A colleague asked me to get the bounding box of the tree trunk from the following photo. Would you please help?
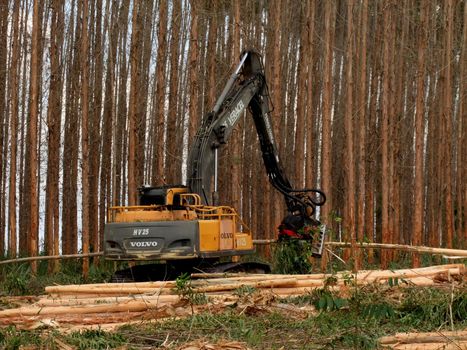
[152,0,168,184]
[138,1,155,186]
[18,0,29,255]
[188,1,199,150]
[320,0,336,269]
[166,0,181,184]
[443,0,455,249]
[45,0,64,271]
[305,0,317,191]
[27,0,42,271]
[344,0,356,268]
[112,0,130,205]
[356,0,368,247]
[230,0,242,219]
[0,0,8,256]
[127,1,142,205]
[412,0,428,267]
[80,0,90,278]
[7,0,21,258]
[89,0,104,254]
[100,0,119,249]
[294,2,307,189]
[380,1,392,268]
[457,0,467,247]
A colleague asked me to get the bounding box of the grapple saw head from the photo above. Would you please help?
[278,213,327,257]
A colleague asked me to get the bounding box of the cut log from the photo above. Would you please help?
[0,299,170,318]
[387,342,467,350]
[327,242,467,257]
[36,294,182,307]
[0,252,104,265]
[45,280,176,294]
[44,264,463,297]
[193,264,463,284]
[379,330,467,344]
[193,278,298,293]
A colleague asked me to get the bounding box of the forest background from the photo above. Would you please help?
[0,0,465,273]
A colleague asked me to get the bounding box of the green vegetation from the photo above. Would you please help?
[65,329,127,350]
[0,259,123,296]
[273,240,314,274]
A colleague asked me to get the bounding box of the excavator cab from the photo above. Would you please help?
[138,185,189,206]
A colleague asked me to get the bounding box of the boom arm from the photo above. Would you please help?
[187,50,326,240]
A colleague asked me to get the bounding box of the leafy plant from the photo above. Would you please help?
[174,273,207,305]
[311,288,348,311]
[362,302,396,320]
[272,240,312,274]
[341,272,356,286]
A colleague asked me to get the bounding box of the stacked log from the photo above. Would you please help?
[0,264,464,332]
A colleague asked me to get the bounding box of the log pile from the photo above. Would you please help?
[379,330,467,349]
[0,264,464,333]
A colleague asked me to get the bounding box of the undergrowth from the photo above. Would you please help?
[0,259,122,296]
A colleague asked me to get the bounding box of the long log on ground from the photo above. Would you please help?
[352,265,464,281]
[36,294,182,307]
[0,242,464,266]
[50,275,297,296]
[379,330,467,344]
[393,343,467,350]
[0,252,103,265]
[2,266,463,315]
[46,278,299,297]
[45,280,176,294]
[193,278,297,293]
[58,320,154,333]
[0,311,148,327]
[0,298,174,318]
[254,240,467,257]
[0,293,244,320]
[326,242,467,257]
[44,273,455,302]
[192,264,464,281]
[46,286,174,296]
[192,265,464,285]
[379,330,467,350]
[43,265,464,298]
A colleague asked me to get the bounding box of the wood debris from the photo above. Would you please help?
[176,339,251,350]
